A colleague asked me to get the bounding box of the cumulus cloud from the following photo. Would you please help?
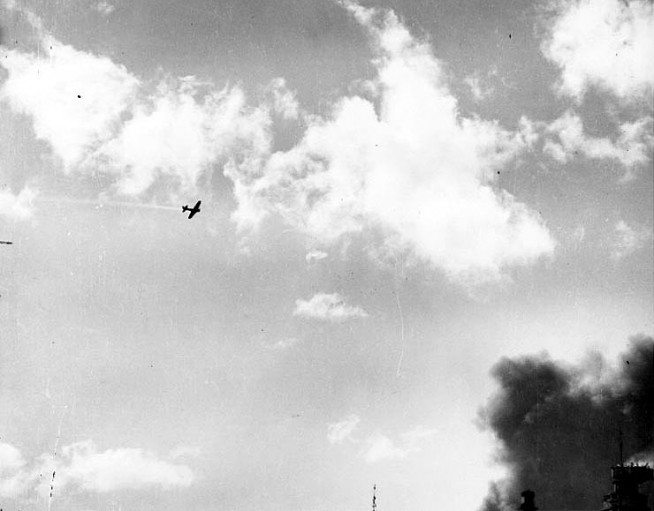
[305,250,328,263]
[361,433,409,463]
[294,293,368,321]
[0,8,276,198]
[94,78,271,196]
[94,1,115,16]
[611,220,652,260]
[465,74,494,101]
[328,416,438,461]
[0,443,25,473]
[0,442,31,498]
[400,425,440,448]
[328,415,438,464]
[327,415,361,444]
[360,426,438,463]
[0,186,37,219]
[1,38,139,169]
[0,440,193,499]
[543,111,653,172]
[53,441,193,492]
[267,77,300,120]
[227,1,555,283]
[542,0,654,101]
[2,2,555,284]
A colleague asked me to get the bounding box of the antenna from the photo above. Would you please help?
[619,426,624,467]
[372,484,377,511]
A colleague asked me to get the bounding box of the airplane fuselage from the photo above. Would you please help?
[182,200,201,219]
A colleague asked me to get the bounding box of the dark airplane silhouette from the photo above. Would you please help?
[0,241,12,245]
[182,200,201,219]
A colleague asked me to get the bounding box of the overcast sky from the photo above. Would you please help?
[0,0,652,510]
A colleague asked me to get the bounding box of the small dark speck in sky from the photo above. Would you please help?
[497,171,501,175]
[77,95,81,98]
[509,33,512,39]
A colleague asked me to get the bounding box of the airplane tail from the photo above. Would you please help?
[182,205,188,212]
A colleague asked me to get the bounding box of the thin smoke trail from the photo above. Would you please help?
[36,196,180,211]
[98,200,180,211]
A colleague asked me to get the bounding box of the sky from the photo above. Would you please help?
[0,0,652,510]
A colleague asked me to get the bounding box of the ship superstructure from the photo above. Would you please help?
[602,464,654,511]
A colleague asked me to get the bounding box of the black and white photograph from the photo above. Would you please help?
[0,0,652,510]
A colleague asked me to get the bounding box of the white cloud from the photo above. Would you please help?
[360,426,437,463]
[327,419,438,463]
[294,293,368,321]
[53,440,193,493]
[327,415,361,444]
[227,2,555,283]
[1,39,139,169]
[267,77,300,120]
[542,0,654,101]
[94,1,115,16]
[94,78,271,196]
[0,186,37,219]
[2,2,554,284]
[464,74,494,101]
[543,111,653,172]
[269,337,300,350]
[0,443,25,474]
[400,425,439,449]
[0,13,274,198]
[0,442,32,498]
[361,433,408,463]
[611,220,652,260]
[305,250,328,263]
[0,440,194,499]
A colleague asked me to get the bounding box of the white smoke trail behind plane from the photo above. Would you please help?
[36,196,181,211]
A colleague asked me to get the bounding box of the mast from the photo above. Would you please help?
[372,484,377,511]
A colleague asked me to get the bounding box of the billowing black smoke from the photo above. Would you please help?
[480,335,653,511]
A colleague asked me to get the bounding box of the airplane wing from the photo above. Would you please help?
[183,200,201,219]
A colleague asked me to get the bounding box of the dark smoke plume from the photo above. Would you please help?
[480,335,654,511]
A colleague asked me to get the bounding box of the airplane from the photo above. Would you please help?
[0,241,12,245]
[182,200,201,219]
